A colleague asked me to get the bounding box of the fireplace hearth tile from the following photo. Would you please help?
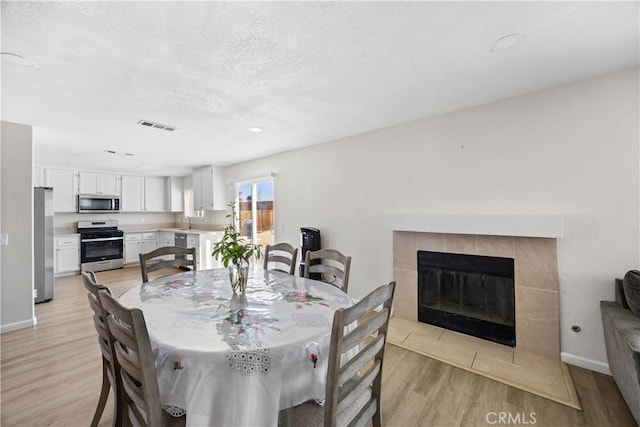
[388,326,411,345]
[514,349,564,377]
[390,317,444,338]
[472,353,571,403]
[404,333,475,367]
[439,330,513,363]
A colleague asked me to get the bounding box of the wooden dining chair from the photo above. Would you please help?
[304,249,352,293]
[82,270,122,427]
[99,290,186,427]
[279,281,396,427]
[263,242,298,275]
[139,246,197,283]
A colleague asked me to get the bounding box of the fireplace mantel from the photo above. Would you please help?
[386,214,564,238]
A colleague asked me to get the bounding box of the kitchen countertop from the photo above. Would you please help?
[158,228,221,235]
[121,228,221,236]
[55,233,80,238]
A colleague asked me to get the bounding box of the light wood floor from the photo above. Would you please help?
[388,317,581,410]
[1,267,635,426]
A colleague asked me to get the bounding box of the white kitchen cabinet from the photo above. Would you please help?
[165,176,184,212]
[144,177,166,212]
[141,232,158,254]
[192,168,203,210]
[186,232,221,270]
[193,165,226,211]
[121,175,144,212]
[33,167,45,187]
[159,231,175,261]
[121,175,166,212]
[124,232,158,264]
[54,235,80,276]
[78,171,120,196]
[45,168,78,212]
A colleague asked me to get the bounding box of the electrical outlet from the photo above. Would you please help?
[33,289,38,299]
[0,234,8,246]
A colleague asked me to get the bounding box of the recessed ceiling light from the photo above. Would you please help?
[0,52,39,69]
[248,127,263,133]
[490,33,526,52]
[105,150,134,157]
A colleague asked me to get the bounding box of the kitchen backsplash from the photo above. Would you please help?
[53,211,227,234]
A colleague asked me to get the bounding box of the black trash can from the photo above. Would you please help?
[299,227,321,279]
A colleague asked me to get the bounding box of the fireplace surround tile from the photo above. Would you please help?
[515,237,559,291]
[393,267,418,321]
[393,230,560,360]
[393,231,417,269]
[477,235,515,258]
[444,234,477,254]
[515,286,560,359]
[416,232,445,253]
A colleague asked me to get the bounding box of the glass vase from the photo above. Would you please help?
[228,264,249,294]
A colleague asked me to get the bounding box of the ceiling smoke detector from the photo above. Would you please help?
[137,120,177,132]
[1,52,40,69]
[490,33,526,52]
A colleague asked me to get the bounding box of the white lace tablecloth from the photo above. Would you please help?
[118,268,354,427]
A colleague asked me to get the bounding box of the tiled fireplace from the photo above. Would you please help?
[389,215,562,360]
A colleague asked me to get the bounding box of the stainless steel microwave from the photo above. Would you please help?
[77,194,120,213]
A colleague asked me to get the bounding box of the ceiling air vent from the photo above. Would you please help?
[137,120,177,132]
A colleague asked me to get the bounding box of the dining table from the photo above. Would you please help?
[118,267,355,427]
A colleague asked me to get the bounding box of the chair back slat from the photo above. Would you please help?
[337,360,380,414]
[350,399,377,427]
[341,310,388,354]
[304,249,352,293]
[263,243,298,275]
[99,290,164,427]
[323,281,395,427]
[343,283,393,325]
[339,335,385,389]
[139,246,197,283]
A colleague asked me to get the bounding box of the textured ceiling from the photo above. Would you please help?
[1,1,638,176]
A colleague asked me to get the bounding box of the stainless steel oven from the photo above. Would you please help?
[78,220,124,272]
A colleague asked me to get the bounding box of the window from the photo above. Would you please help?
[183,189,204,218]
[236,179,274,247]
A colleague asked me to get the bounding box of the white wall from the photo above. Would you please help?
[1,121,35,331]
[53,212,178,231]
[226,68,640,367]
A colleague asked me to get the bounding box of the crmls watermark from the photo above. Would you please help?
[486,412,537,425]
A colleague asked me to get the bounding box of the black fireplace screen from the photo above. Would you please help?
[418,251,515,347]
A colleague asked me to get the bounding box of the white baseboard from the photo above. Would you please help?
[561,352,611,375]
[1,317,36,333]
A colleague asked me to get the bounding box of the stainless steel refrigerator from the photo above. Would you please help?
[34,187,54,303]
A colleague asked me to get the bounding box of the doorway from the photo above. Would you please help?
[236,179,274,248]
